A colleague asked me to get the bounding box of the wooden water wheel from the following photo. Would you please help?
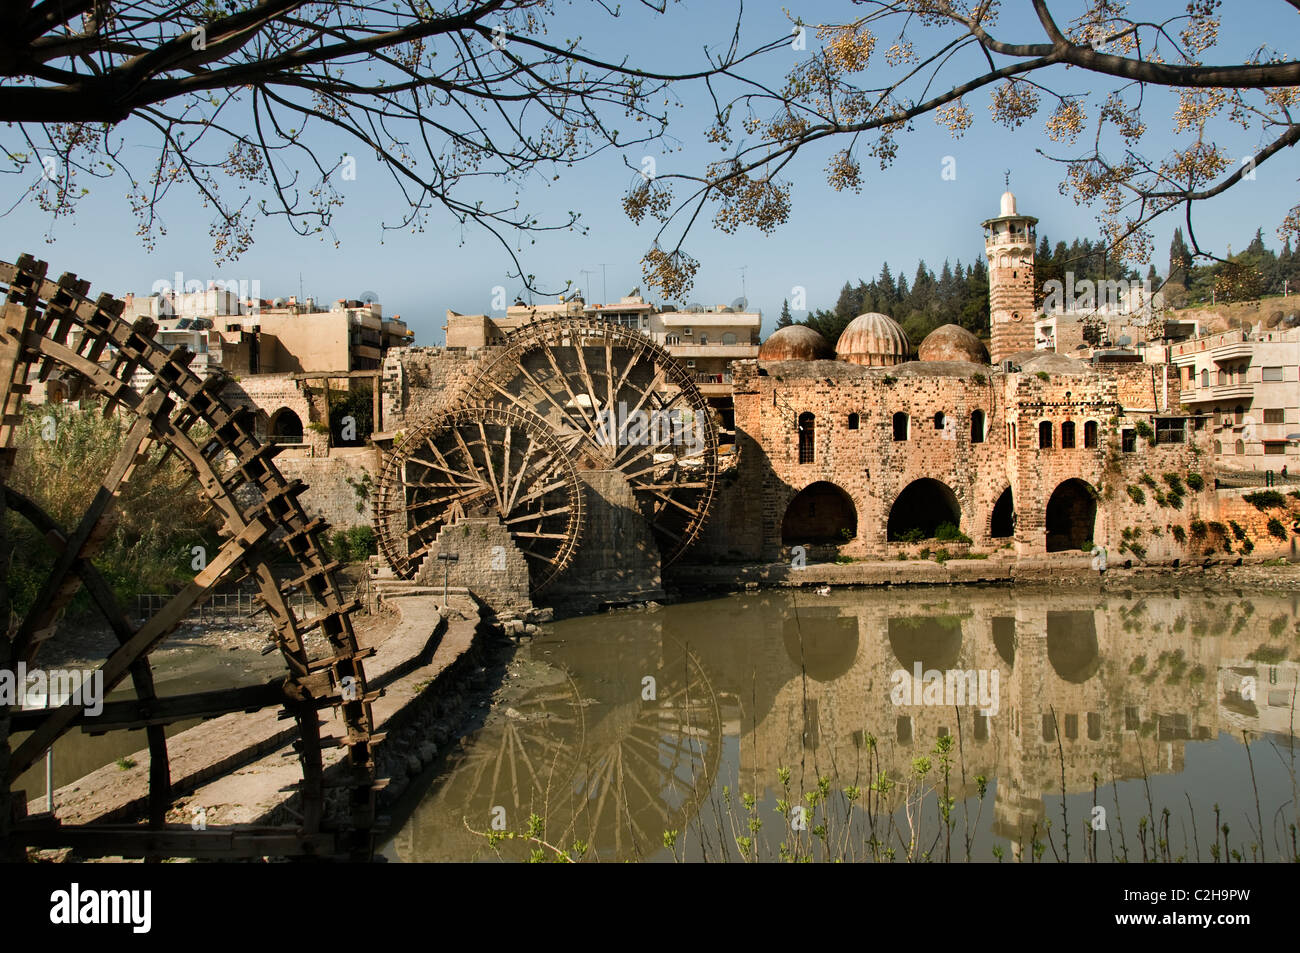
[0,255,377,860]
[464,315,718,566]
[374,404,585,590]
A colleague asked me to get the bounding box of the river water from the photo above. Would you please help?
[383,584,1300,863]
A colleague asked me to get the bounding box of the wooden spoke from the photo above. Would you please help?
[375,405,584,592]
[465,316,718,566]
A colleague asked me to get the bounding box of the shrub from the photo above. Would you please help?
[1207,521,1228,537]
[1244,490,1287,510]
[1162,473,1185,495]
[1134,420,1155,444]
[1268,518,1287,540]
[1128,543,1147,559]
[1154,490,1168,507]
[1126,485,1146,505]
[1172,525,1187,543]
[1036,371,1050,381]
[324,525,378,564]
[972,372,987,385]
[934,522,971,543]
[1189,520,1207,539]
[1140,473,1157,489]
[899,527,925,543]
[1227,521,1247,541]
[933,548,951,563]
[1185,473,1205,492]
[1167,492,1183,510]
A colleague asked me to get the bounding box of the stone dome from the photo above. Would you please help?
[835,312,910,367]
[918,324,989,364]
[758,325,834,361]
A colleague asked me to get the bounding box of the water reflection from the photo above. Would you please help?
[386,586,1300,862]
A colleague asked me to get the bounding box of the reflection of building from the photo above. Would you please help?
[1171,327,1300,471]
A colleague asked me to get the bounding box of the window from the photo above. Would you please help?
[1038,421,1053,449]
[934,412,946,431]
[1265,442,1287,455]
[893,412,909,441]
[699,334,709,345]
[1084,420,1099,449]
[1061,421,1076,449]
[798,412,815,463]
[847,413,860,430]
[1263,366,1284,382]
[970,410,985,444]
[1186,366,1195,384]
[1265,409,1285,424]
[1122,429,1136,453]
[665,334,680,345]
[1201,369,1209,388]
[1235,405,1245,425]
[1235,439,1245,455]
[722,332,737,346]
[1214,439,1223,454]
[1155,418,1186,445]
[1218,369,1228,386]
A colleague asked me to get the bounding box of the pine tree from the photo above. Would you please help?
[777,299,793,328]
[1169,228,1192,286]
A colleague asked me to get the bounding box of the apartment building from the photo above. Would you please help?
[444,291,761,398]
[1171,326,1300,470]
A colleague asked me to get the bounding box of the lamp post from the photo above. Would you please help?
[436,552,458,607]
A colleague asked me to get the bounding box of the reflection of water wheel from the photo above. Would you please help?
[465,316,717,566]
[560,645,721,859]
[393,667,586,862]
[0,255,376,860]
[374,405,584,591]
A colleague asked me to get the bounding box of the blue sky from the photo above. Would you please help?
[7,1,1297,344]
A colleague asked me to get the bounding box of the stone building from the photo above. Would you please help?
[699,189,1212,563]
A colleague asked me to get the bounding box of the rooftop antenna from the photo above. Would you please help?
[597,263,614,304]
[738,264,748,302]
[580,268,595,302]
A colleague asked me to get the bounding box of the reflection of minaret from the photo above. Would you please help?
[983,184,1038,363]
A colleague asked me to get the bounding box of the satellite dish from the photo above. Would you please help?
[731,296,749,311]
[360,291,379,305]
[687,303,705,313]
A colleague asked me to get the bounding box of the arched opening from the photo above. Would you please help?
[722,332,737,345]
[783,612,859,682]
[991,617,1015,667]
[1201,368,1208,388]
[798,412,815,463]
[990,487,1014,538]
[888,615,963,673]
[1038,420,1053,449]
[1084,420,1098,448]
[970,410,985,443]
[1046,611,1101,683]
[888,478,961,540]
[933,411,946,431]
[1235,439,1245,455]
[1061,420,1076,448]
[892,412,909,441]
[1045,478,1096,552]
[1214,439,1223,454]
[781,481,857,544]
[1235,405,1245,424]
[270,408,304,442]
[847,413,860,430]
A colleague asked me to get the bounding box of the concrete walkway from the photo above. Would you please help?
[30,586,478,830]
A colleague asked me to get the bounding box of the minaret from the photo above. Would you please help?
[982,186,1038,364]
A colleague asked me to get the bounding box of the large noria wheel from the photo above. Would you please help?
[0,255,377,860]
[374,404,584,590]
[464,315,718,566]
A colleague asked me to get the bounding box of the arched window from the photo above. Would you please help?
[798,412,815,463]
[1061,421,1076,449]
[1201,368,1209,388]
[847,413,860,430]
[1038,420,1053,449]
[1235,439,1245,455]
[1218,368,1228,386]
[933,412,946,431]
[722,332,737,345]
[970,410,986,444]
[1214,440,1222,454]
[1084,420,1098,449]
[893,412,909,442]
